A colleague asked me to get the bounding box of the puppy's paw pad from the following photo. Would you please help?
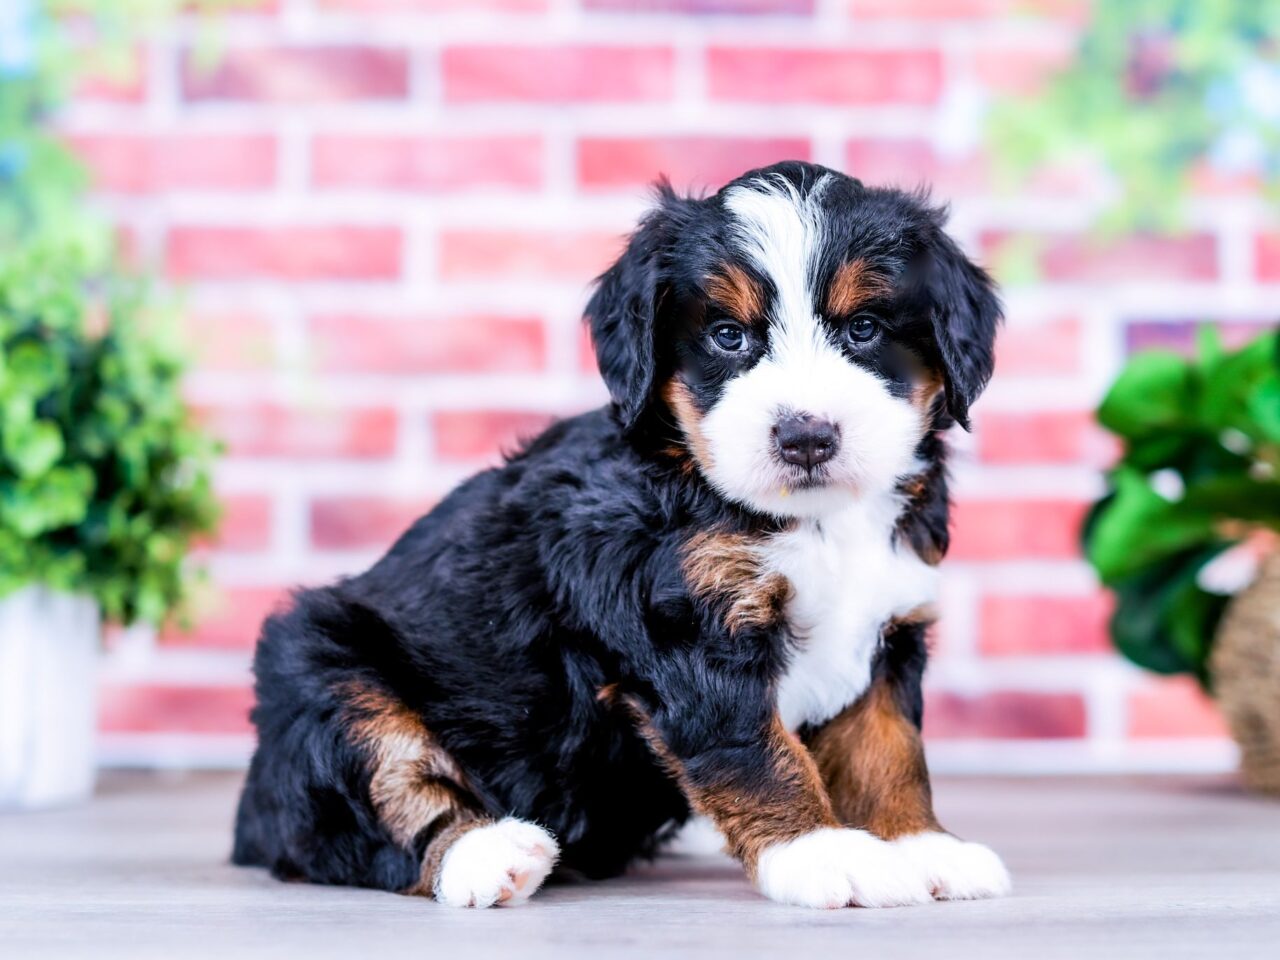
[893,832,1011,901]
[435,818,559,908]
[756,828,934,909]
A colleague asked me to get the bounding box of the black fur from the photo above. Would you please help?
[233,162,1000,894]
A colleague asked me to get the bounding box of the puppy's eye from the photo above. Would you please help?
[845,314,881,346]
[710,322,748,352]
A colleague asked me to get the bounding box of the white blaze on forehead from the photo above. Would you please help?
[701,173,923,519]
[723,174,832,353]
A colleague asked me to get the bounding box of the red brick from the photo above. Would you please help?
[443,46,675,103]
[76,48,147,102]
[1128,677,1229,739]
[166,226,401,280]
[206,494,273,552]
[182,47,409,103]
[68,134,276,193]
[995,317,1081,375]
[950,499,1088,561]
[1188,161,1262,198]
[199,404,398,459]
[310,496,433,549]
[312,135,542,190]
[976,410,1115,465]
[433,410,558,461]
[972,39,1076,95]
[178,0,281,10]
[577,136,811,191]
[844,138,988,193]
[317,0,545,8]
[308,314,546,374]
[439,230,623,280]
[984,232,1219,283]
[163,585,289,650]
[978,592,1113,656]
[1256,234,1280,281]
[707,48,942,105]
[848,0,1088,20]
[586,0,812,11]
[181,311,276,371]
[924,690,1087,739]
[98,682,255,734]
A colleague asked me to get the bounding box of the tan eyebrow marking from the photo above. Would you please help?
[826,258,892,317]
[705,263,766,325]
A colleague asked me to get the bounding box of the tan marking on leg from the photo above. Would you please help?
[338,681,489,898]
[826,259,892,318]
[410,814,492,897]
[705,263,766,326]
[620,698,836,879]
[809,680,941,840]
[681,529,791,635]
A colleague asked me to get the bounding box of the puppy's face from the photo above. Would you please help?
[588,162,1000,519]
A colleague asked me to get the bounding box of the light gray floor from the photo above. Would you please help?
[1,772,1278,959]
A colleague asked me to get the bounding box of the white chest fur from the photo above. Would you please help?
[765,494,938,732]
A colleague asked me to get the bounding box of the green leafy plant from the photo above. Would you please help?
[0,240,220,624]
[990,1,1280,232]
[0,0,243,625]
[1084,328,1280,686]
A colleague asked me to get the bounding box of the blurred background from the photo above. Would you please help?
[4,0,1279,792]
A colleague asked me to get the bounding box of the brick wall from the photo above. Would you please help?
[78,0,1271,773]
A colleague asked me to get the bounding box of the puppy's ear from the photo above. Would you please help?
[910,226,1002,431]
[586,185,687,431]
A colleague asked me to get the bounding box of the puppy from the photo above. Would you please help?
[232,161,1010,909]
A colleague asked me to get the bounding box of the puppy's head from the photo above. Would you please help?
[587,161,1000,518]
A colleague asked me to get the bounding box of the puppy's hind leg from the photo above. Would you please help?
[342,682,560,908]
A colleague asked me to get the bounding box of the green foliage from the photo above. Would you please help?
[1,0,249,243]
[0,1,245,624]
[989,1,1280,232]
[0,240,220,625]
[1084,329,1280,686]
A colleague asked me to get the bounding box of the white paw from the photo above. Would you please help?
[756,828,934,909]
[893,832,1012,901]
[434,818,559,908]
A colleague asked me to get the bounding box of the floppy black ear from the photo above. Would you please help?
[586,187,684,432]
[919,229,1002,431]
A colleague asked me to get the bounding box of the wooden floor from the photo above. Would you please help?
[2,772,1278,959]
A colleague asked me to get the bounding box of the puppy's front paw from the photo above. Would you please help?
[434,818,559,908]
[893,832,1011,901]
[756,828,934,909]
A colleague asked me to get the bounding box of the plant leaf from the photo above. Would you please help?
[1107,544,1231,683]
[1086,468,1218,582]
[1248,379,1280,444]
[2,419,64,477]
[1097,351,1195,440]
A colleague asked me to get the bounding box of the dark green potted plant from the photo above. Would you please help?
[1084,327,1280,794]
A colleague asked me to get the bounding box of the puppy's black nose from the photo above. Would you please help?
[773,414,839,470]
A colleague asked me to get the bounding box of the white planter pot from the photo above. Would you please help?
[0,586,100,810]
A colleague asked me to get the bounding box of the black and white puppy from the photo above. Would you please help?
[233,161,1009,909]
